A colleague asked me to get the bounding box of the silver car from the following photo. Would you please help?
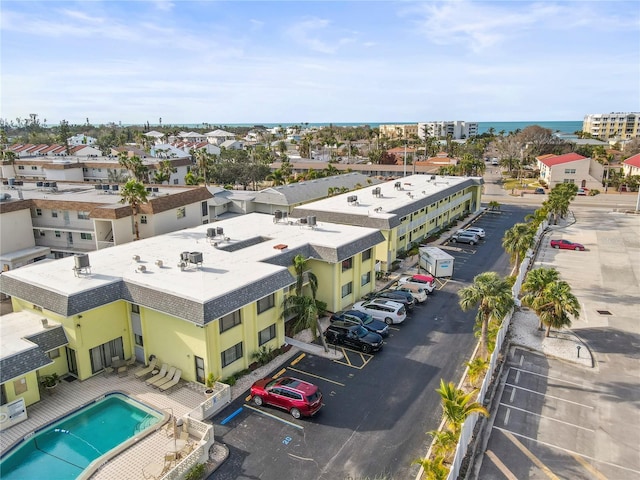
[451,231,480,245]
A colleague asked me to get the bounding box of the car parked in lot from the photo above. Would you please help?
[330,310,390,337]
[459,226,485,238]
[550,239,585,251]
[394,284,428,303]
[534,187,545,194]
[362,289,415,310]
[398,274,436,293]
[250,376,323,418]
[451,231,480,245]
[352,299,407,325]
[324,323,384,353]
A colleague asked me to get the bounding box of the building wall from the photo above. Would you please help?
[142,201,208,238]
[3,372,41,407]
[0,209,35,255]
[539,159,592,187]
[583,113,639,140]
[44,166,85,182]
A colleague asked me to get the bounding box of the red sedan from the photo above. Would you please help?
[550,239,585,251]
[250,377,323,418]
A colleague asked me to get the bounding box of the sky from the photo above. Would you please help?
[1,1,639,125]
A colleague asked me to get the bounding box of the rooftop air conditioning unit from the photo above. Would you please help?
[206,228,215,238]
[74,254,90,269]
[307,216,317,226]
[189,251,203,264]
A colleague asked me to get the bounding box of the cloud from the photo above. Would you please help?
[152,1,175,12]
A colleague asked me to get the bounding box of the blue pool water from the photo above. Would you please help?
[0,393,163,480]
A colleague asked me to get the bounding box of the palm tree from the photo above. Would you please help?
[119,179,149,240]
[464,358,489,388]
[458,272,515,359]
[530,280,580,337]
[152,160,176,184]
[521,267,561,330]
[524,206,549,229]
[487,201,501,211]
[412,455,449,480]
[266,169,286,186]
[435,379,489,435]
[501,223,535,274]
[281,255,328,352]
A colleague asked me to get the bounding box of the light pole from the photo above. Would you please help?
[403,141,407,177]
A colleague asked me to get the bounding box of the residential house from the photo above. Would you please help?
[536,153,603,189]
[0,213,384,407]
[67,134,97,146]
[205,130,236,145]
[622,153,640,176]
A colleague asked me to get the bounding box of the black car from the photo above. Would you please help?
[324,324,384,353]
[330,310,389,337]
[362,289,415,310]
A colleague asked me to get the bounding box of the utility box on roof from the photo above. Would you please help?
[419,247,455,278]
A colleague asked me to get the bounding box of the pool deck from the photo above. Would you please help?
[0,367,209,479]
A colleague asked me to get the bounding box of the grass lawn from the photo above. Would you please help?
[502,177,544,192]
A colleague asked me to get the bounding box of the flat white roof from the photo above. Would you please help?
[295,174,477,217]
[0,310,61,358]
[0,182,195,205]
[6,213,381,303]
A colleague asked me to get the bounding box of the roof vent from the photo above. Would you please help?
[307,216,317,227]
[155,259,163,267]
[41,318,49,328]
[73,254,91,277]
[137,265,147,273]
[132,255,140,262]
[394,182,402,190]
[273,244,288,250]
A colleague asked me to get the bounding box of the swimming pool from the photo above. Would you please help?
[0,392,166,480]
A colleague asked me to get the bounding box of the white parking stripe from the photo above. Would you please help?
[504,408,511,425]
[509,387,516,403]
[244,404,304,430]
[509,367,585,387]
[498,403,594,432]
[505,383,594,409]
[494,426,640,476]
[515,370,520,384]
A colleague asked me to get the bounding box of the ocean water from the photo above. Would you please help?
[162,121,583,135]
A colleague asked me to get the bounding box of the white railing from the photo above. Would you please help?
[161,417,214,480]
[441,219,549,480]
[186,382,231,421]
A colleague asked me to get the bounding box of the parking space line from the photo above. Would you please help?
[330,346,374,369]
[485,450,519,480]
[505,383,594,409]
[572,452,609,480]
[494,426,640,476]
[291,353,306,365]
[509,367,585,387]
[273,368,287,378]
[287,366,345,386]
[499,429,561,480]
[498,403,595,431]
[244,404,304,430]
[504,408,511,425]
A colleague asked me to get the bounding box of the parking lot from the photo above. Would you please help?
[209,206,534,480]
[476,208,640,480]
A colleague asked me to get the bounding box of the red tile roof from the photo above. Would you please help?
[623,153,640,168]
[538,153,587,167]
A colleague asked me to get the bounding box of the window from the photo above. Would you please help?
[221,342,243,367]
[131,304,140,313]
[362,248,372,261]
[563,179,576,184]
[47,348,60,359]
[176,207,186,219]
[342,257,353,272]
[173,179,179,185]
[35,208,42,216]
[195,356,205,384]
[80,233,93,240]
[201,201,208,217]
[77,211,90,220]
[140,215,147,225]
[341,282,353,298]
[219,310,241,333]
[18,166,25,170]
[257,294,275,314]
[55,231,61,238]
[564,169,576,174]
[134,334,144,347]
[31,166,37,170]
[361,272,371,286]
[259,324,276,346]
[39,230,45,237]
[51,211,58,218]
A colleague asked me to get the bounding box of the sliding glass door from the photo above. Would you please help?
[89,337,124,374]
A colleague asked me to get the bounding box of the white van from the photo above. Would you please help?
[394,284,428,303]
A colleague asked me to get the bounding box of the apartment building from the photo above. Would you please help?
[418,121,479,140]
[0,213,384,407]
[290,174,484,271]
[378,124,419,139]
[0,182,213,267]
[582,112,639,140]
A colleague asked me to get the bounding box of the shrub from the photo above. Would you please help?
[589,189,600,196]
[184,463,206,480]
[223,376,236,386]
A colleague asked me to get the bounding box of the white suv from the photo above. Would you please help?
[398,274,436,293]
[462,227,485,238]
[352,299,407,325]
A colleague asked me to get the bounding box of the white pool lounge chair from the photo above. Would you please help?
[145,363,167,385]
[158,369,182,392]
[149,366,176,387]
[135,358,158,378]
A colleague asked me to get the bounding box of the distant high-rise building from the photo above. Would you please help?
[582,113,639,140]
[417,121,478,140]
